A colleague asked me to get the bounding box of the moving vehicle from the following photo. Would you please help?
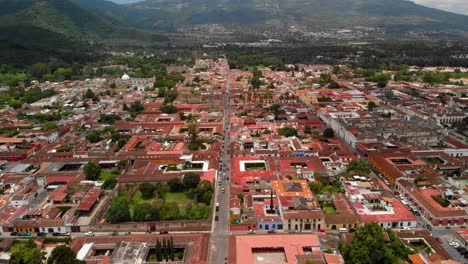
[221,187,225,193]
[85,231,95,236]
[216,202,220,212]
[435,237,443,244]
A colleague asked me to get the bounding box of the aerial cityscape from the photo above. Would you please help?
[0,0,467,264]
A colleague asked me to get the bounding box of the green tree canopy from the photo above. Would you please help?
[323,128,334,138]
[278,127,297,137]
[346,160,371,175]
[84,162,101,181]
[368,101,378,111]
[183,172,200,189]
[168,177,185,192]
[340,223,412,264]
[139,183,156,199]
[47,245,85,264]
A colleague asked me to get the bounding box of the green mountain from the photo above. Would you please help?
[126,0,468,32]
[0,0,165,47]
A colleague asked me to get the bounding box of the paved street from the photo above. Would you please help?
[208,61,231,264]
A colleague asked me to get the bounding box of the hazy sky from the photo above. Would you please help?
[411,0,468,15]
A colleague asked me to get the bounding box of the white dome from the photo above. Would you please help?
[121,74,130,80]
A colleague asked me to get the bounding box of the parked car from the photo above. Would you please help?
[10,232,18,236]
[110,231,118,236]
[215,215,219,221]
[85,231,95,237]
[426,225,432,231]
[318,229,326,233]
[19,231,31,237]
[36,232,46,237]
[145,231,152,234]
[247,229,256,234]
[159,231,169,234]
[221,187,225,193]
[435,237,443,244]
[267,230,276,233]
[122,232,131,235]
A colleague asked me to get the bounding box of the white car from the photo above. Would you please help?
[85,231,95,237]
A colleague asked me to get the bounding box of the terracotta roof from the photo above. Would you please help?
[77,189,102,211]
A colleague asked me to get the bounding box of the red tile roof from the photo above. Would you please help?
[77,189,102,211]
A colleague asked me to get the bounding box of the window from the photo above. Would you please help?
[408,222,411,226]
[278,224,283,230]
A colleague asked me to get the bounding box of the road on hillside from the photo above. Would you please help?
[209,60,231,264]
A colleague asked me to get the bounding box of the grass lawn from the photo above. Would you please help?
[103,192,127,219]
[165,192,192,204]
[323,207,339,214]
[131,191,154,204]
[99,170,117,181]
[422,157,444,165]
[165,192,194,215]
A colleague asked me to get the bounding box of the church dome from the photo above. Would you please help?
[121,73,130,80]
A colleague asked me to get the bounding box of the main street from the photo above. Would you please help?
[208,60,231,264]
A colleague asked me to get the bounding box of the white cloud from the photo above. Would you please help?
[412,0,468,15]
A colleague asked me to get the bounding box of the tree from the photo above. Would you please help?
[102,178,117,189]
[187,123,199,142]
[328,81,340,89]
[346,160,371,175]
[163,90,179,104]
[9,238,45,264]
[170,237,175,261]
[304,125,312,134]
[107,200,131,223]
[99,113,122,124]
[168,177,185,192]
[133,203,154,222]
[155,182,169,199]
[86,130,102,143]
[139,183,156,199]
[368,101,378,111]
[47,245,85,264]
[332,65,341,74]
[41,121,59,131]
[323,128,334,138]
[183,172,200,189]
[156,239,162,261]
[84,162,101,181]
[278,127,297,137]
[160,104,178,114]
[339,223,408,264]
[126,101,145,116]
